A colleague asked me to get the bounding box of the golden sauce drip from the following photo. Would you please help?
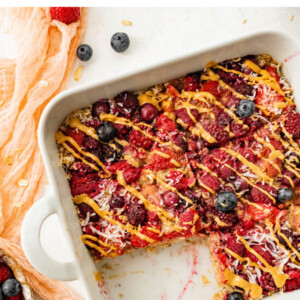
[69,118,99,140]
[100,113,182,151]
[73,194,155,243]
[55,131,111,177]
[144,170,194,205]
[220,146,276,186]
[214,60,293,105]
[237,234,289,288]
[82,235,117,257]
[275,218,300,261]
[265,219,300,266]
[223,268,262,299]
[213,157,276,203]
[138,91,168,110]
[116,171,183,233]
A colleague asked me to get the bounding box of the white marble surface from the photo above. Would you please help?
[1,7,300,300]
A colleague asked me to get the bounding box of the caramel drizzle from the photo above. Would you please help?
[82,235,117,257]
[116,171,183,232]
[143,170,194,205]
[196,162,263,209]
[234,234,288,288]
[55,131,111,177]
[223,268,262,299]
[220,146,277,186]
[213,157,276,203]
[213,60,293,105]
[202,62,248,100]
[100,113,182,151]
[73,194,155,244]
[265,219,300,266]
[69,118,99,140]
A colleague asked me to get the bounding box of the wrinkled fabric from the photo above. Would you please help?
[0,7,87,299]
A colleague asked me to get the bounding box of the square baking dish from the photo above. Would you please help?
[22,30,300,300]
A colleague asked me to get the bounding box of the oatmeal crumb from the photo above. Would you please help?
[289,15,294,22]
[18,179,28,187]
[242,19,247,24]
[74,66,85,81]
[39,80,48,88]
[122,20,132,26]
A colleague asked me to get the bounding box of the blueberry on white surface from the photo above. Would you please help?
[111,32,130,53]
[236,99,255,118]
[77,44,93,61]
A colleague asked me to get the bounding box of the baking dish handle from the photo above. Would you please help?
[21,193,78,281]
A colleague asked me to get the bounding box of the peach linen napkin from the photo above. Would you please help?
[0,7,87,299]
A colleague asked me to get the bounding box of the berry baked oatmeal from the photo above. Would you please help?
[56,54,300,299]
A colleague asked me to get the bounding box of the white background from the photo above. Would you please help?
[1,7,300,299]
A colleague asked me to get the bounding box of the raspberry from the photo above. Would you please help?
[238,147,257,163]
[123,167,142,184]
[125,204,147,226]
[50,7,80,24]
[208,207,237,227]
[113,123,129,139]
[77,203,99,222]
[246,204,280,222]
[84,223,102,236]
[156,114,177,132]
[107,160,131,173]
[203,122,228,143]
[65,128,85,146]
[70,172,100,196]
[83,136,101,150]
[179,208,201,236]
[129,129,154,149]
[183,74,199,91]
[176,108,199,127]
[247,245,274,266]
[217,165,234,180]
[226,235,246,256]
[0,263,12,283]
[260,272,277,293]
[171,132,188,151]
[131,225,160,248]
[166,170,194,190]
[201,81,220,97]
[284,278,300,292]
[230,122,248,138]
[114,92,138,117]
[84,118,100,129]
[250,183,277,205]
[200,174,220,192]
[284,111,300,138]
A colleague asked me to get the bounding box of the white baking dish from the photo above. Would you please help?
[21,30,300,300]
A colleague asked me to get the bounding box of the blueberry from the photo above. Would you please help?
[111,32,130,53]
[77,44,93,61]
[125,205,147,226]
[236,99,255,118]
[277,188,293,204]
[96,123,116,142]
[215,191,237,213]
[227,292,244,300]
[2,278,22,297]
